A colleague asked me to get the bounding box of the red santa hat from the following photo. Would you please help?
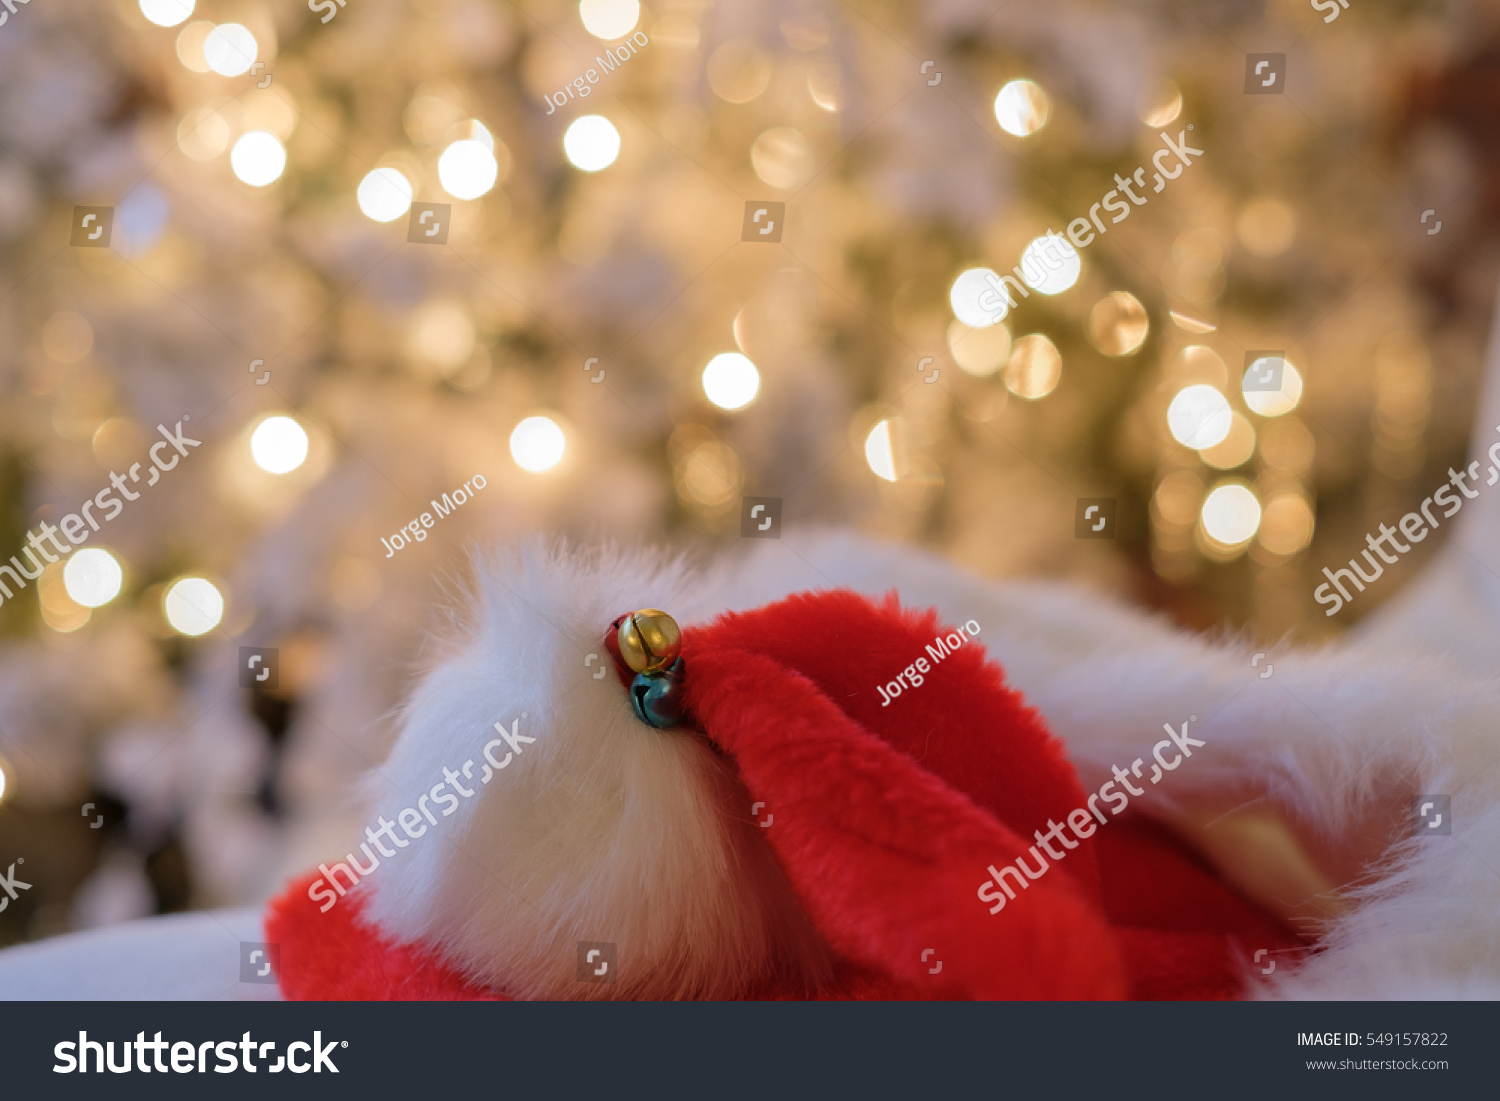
[266,577,1300,1000]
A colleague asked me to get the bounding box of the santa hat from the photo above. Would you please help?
[265,546,1299,1000]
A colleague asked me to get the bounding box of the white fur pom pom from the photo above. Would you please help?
[359,540,830,1000]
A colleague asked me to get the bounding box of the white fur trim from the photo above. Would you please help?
[362,532,1500,1000]
[745,532,1500,1000]
[361,541,829,1000]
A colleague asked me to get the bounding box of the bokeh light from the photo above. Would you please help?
[1086,292,1149,356]
[751,127,813,190]
[702,352,760,410]
[1137,79,1182,127]
[1019,235,1080,295]
[244,85,299,142]
[1004,334,1062,399]
[1168,384,1233,449]
[204,23,257,77]
[39,562,89,634]
[250,415,310,474]
[140,0,194,28]
[175,20,214,72]
[1177,344,1228,387]
[1242,357,1304,416]
[357,167,413,221]
[1237,197,1297,258]
[1154,470,1204,529]
[1199,411,1256,469]
[948,320,1012,376]
[1259,492,1315,556]
[675,440,742,510]
[579,0,639,39]
[164,577,225,636]
[407,300,476,377]
[41,312,93,363]
[405,92,463,145]
[92,419,144,468]
[865,419,899,482]
[63,548,124,609]
[510,415,566,472]
[1260,417,1315,473]
[438,139,499,199]
[1169,309,1218,335]
[563,115,621,172]
[230,131,286,187]
[949,267,1005,328]
[178,107,230,161]
[994,79,1051,136]
[708,39,772,104]
[1200,482,1262,546]
[807,58,841,111]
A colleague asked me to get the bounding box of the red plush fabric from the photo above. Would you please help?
[267,587,1304,1000]
[266,871,500,1001]
[681,596,1124,1000]
[1094,817,1305,999]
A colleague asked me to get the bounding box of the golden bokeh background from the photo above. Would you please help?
[0,0,1494,944]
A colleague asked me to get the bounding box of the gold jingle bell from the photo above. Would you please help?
[617,609,682,674]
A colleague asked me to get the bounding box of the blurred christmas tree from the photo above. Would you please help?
[0,0,1490,944]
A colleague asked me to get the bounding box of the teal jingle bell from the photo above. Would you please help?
[630,658,685,729]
